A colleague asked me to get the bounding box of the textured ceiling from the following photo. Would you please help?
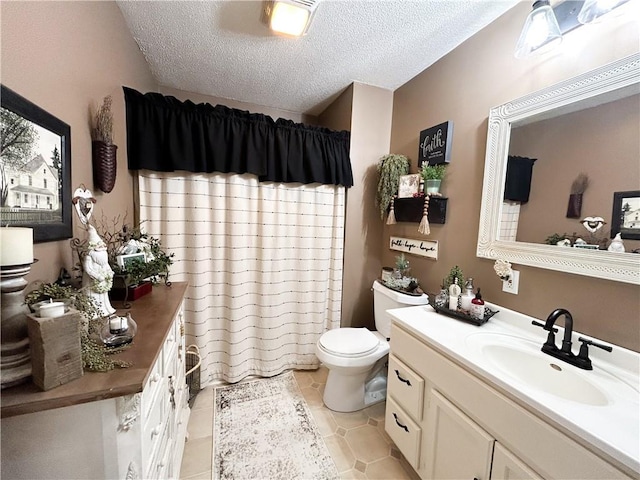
[117,0,520,116]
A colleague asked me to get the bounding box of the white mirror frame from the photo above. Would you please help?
[477,53,640,285]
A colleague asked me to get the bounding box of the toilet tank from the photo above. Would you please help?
[372,280,430,339]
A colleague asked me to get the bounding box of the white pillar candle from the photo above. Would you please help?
[0,227,34,267]
[110,316,128,333]
[39,301,65,318]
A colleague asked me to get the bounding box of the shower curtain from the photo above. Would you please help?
[138,170,345,383]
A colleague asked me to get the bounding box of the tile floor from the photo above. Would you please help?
[179,366,420,480]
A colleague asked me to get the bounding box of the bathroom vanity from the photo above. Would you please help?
[1,283,190,480]
[385,304,639,480]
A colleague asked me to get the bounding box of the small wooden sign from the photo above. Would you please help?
[390,236,438,260]
[418,121,454,167]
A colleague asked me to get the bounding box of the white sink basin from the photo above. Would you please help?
[479,342,609,406]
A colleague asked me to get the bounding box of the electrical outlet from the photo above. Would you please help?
[502,269,519,295]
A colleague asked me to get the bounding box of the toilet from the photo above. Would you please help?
[315,280,430,412]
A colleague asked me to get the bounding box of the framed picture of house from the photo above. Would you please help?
[1,85,72,242]
[611,190,640,240]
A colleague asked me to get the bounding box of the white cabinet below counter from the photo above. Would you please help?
[385,308,636,480]
[1,283,190,480]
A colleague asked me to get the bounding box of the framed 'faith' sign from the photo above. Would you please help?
[418,120,453,167]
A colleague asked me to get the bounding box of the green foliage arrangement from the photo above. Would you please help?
[376,154,410,220]
[25,282,130,372]
[395,253,410,273]
[93,214,174,286]
[444,265,464,290]
[421,163,447,181]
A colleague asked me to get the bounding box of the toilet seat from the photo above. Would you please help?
[318,328,380,357]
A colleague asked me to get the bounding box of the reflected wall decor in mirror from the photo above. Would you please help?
[477,53,640,285]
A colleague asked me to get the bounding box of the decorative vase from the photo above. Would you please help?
[566,193,583,218]
[425,179,441,194]
[92,141,117,193]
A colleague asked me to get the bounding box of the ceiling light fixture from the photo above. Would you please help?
[515,0,563,58]
[577,0,631,24]
[263,0,319,37]
[515,0,634,58]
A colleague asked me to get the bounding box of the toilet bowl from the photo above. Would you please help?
[315,280,429,412]
[316,328,390,412]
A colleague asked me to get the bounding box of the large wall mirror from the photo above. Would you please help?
[477,53,640,285]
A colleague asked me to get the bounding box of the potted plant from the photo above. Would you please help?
[421,163,447,194]
[376,154,410,220]
[91,95,117,193]
[78,215,174,302]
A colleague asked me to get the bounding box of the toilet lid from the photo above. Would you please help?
[319,328,380,357]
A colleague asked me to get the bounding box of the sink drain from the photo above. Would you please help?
[550,363,562,371]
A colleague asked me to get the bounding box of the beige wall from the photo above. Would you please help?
[319,83,393,329]
[512,95,640,250]
[386,3,640,350]
[1,1,156,285]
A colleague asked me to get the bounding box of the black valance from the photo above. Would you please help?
[123,87,353,187]
[505,155,536,204]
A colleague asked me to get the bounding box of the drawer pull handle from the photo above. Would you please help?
[151,424,162,436]
[394,369,412,387]
[151,373,160,383]
[393,413,409,433]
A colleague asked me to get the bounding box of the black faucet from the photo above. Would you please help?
[532,308,612,370]
[545,308,574,354]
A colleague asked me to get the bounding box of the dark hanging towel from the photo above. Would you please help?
[504,156,537,204]
[122,87,354,187]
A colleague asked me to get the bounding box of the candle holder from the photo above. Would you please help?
[1,262,33,389]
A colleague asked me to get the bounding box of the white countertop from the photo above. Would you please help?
[387,303,640,474]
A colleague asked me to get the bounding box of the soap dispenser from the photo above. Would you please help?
[448,278,461,310]
[460,278,474,311]
[470,289,485,320]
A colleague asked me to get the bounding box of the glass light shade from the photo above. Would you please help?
[514,0,563,59]
[269,2,311,37]
[578,0,631,24]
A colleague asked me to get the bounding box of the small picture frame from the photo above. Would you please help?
[398,174,421,198]
[116,253,146,270]
[611,190,640,240]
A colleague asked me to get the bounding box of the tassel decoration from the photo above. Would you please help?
[387,196,397,225]
[418,194,430,235]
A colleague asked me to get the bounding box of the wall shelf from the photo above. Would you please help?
[393,196,448,224]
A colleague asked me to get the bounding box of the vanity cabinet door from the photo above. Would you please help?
[424,389,494,480]
[491,443,542,480]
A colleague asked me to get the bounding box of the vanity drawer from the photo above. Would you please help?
[385,395,421,469]
[388,354,424,421]
[142,355,163,419]
[142,380,166,465]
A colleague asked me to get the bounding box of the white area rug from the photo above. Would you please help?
[213,371,339,480]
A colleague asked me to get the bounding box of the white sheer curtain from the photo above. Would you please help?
[138,171,344,383]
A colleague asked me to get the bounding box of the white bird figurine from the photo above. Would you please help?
[608,233,625,253]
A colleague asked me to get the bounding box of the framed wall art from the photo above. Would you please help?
[1,85,72,242]
[398,174,420,198]
[611,190,640,240]
[418,120,454,168]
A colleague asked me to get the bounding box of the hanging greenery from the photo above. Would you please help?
[376,154,410,220]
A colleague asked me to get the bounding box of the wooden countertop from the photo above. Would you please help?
[0,282,188,418]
